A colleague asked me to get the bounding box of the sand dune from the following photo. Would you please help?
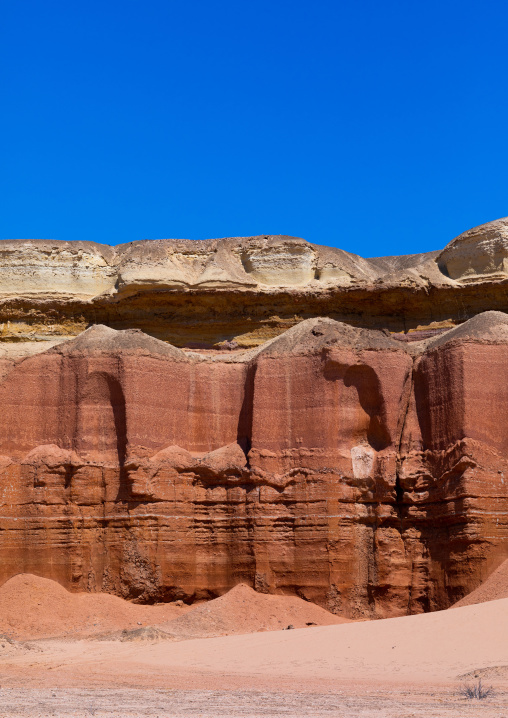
[0,575,344,641]
[0,574,189,640]
[155,583,349,640]
[454,558,508,607]
[130,597,508,684]
[2,572,506,683]
[1,595,508,698]
[0,577,508,715]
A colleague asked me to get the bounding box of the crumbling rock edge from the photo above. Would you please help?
[2,217,508,348]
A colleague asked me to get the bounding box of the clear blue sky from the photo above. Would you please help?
[1,1,507,256]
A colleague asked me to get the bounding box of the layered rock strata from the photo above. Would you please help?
[0,313,507,617]
[1,217,508,349]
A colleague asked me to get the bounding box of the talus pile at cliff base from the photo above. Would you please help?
[1,217,508,619]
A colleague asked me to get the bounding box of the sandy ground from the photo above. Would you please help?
[0,685,505,718]
[0,575,507,716]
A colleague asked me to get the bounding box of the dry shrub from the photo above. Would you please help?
[459,678,494,700]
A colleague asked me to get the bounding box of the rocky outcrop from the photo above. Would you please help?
[436,217,508,282]
[2,217,508,349]
[0,313,507,617]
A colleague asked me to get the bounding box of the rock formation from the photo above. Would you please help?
[1,217,508,618]
[1,216,508,350]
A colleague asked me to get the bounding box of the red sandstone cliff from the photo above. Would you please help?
[0,311,506,618]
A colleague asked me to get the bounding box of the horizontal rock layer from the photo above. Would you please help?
[0,314,507,617]
[1,217,508,348]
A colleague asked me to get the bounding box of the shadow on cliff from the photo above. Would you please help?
[78,371,128,499]
[236,363,257,462]
[324,360,391,451]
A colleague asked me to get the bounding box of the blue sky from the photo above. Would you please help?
[1,0,507,256]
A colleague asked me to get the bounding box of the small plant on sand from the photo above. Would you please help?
[460,678,494,700]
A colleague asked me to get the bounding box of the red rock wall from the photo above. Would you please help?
[0,320,507,618]
[397,340,508,611]
[0,354,247,458]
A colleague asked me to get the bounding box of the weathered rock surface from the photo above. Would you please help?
[2,217,508,349]
[436,217,508,282]
[0,311,507,618]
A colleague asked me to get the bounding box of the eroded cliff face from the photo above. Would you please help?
[0,312,507,618]
[2,216,508,349]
